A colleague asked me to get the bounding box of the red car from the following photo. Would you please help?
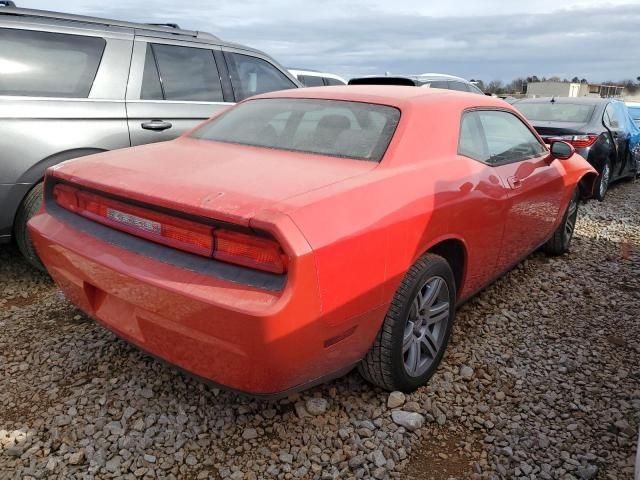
[29,86,596,397]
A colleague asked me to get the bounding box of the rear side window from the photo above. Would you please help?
[0,28,105,98]
[142,43,223,101]
[604,103,623,130]
[448,81,469,92]
[225,53,296,101]
[459,110,546,165]
[191,98,401,162]
[325,77,345,86]
[298,75,324,87]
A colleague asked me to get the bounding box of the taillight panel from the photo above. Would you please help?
[51,182,288,274]
[545,134,599,149]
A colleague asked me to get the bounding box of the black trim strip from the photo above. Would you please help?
[44,180,286,292]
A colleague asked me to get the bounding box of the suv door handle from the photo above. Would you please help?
[507,176,522,189]
[141,120,172,131]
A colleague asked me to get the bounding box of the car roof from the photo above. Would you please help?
[0,5,256,51]
[252,85,508,109]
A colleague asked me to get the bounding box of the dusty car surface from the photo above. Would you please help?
[28,86,596,397]
[0,3,299,269]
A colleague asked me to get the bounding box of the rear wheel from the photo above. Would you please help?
[543,188,579,256]
[358,253,456,392]
[594,160,611,202]
[14,182,46,271]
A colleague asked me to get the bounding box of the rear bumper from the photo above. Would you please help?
[28,210,384,396]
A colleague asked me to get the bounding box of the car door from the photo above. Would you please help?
[603,102,630,179]
[125,39,233,146]
[471,109,565,271]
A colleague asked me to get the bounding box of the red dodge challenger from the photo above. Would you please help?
[29,86,596,397]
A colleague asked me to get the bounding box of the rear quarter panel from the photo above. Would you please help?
[284,158,511,327]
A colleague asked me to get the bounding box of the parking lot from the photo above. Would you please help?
[0,179,637,479]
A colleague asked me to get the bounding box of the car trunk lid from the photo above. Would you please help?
[49,137,377,226]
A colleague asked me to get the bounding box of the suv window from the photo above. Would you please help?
[299,75,324,87]
[459,110,546,165]
[325,77,345,86]
[225,52,297,101]
[448,81,469,92]
[141,43,223,102]
[0,28,105,98]
[424,80,449,89]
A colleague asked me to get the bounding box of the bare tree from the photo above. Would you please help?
[486,80,504,94]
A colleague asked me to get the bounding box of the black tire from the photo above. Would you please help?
[543,188,579,256]
[358,253,456,392]
[594,159,611,202]
[14,182,46,271]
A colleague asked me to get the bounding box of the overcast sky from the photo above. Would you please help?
[19,0,640,82]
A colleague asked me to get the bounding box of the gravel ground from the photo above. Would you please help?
[1,180,639,480]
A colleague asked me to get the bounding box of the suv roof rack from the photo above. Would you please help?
[0,5,220,40]
[147,23,181,29]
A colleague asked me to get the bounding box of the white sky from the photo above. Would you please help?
[17,0,640,82]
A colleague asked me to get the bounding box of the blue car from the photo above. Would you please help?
[627,102,640,127]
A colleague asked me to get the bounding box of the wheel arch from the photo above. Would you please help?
[423,237,468,298]
[577,171,598,200]
[11,148,108,229]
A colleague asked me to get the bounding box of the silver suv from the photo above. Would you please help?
[0,3,300,268]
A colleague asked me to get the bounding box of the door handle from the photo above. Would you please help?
[507,176,522,189]
[141,120,172,131]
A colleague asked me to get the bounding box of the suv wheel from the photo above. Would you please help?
[358,253,456,392]
[14,182,46,271]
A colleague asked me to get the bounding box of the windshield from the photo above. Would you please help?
[628,106,640,126]
[191,98,401,162]
[516,103,595,123]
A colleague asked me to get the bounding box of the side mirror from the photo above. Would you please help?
[549,141,574,160]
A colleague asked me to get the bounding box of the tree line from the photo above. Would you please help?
[470,76,640,95]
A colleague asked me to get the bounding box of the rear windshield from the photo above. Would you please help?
[516,103,595,123]
[191,98,401,161]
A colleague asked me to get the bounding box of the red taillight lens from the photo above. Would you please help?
[52,184,79,212]
[74,190,215,256]
[213,229,288,274]
[547,134,598,149]
[52,183,287,273]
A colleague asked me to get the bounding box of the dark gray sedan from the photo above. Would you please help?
[514,97,640,201]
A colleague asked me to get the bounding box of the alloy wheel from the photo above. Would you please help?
[403,276,451,377]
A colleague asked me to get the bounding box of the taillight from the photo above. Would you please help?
[52,184,79,212]
[51,183,287,273]
[546,134,598,149]
[213,229,288,274]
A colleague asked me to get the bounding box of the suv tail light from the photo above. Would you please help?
[546,134,598,149]
[52,183,287,273]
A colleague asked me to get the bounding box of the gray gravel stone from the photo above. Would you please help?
[387,391,406,409]
[391,410,425,431]
[0,176,638,480]
[305,397,328,415]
